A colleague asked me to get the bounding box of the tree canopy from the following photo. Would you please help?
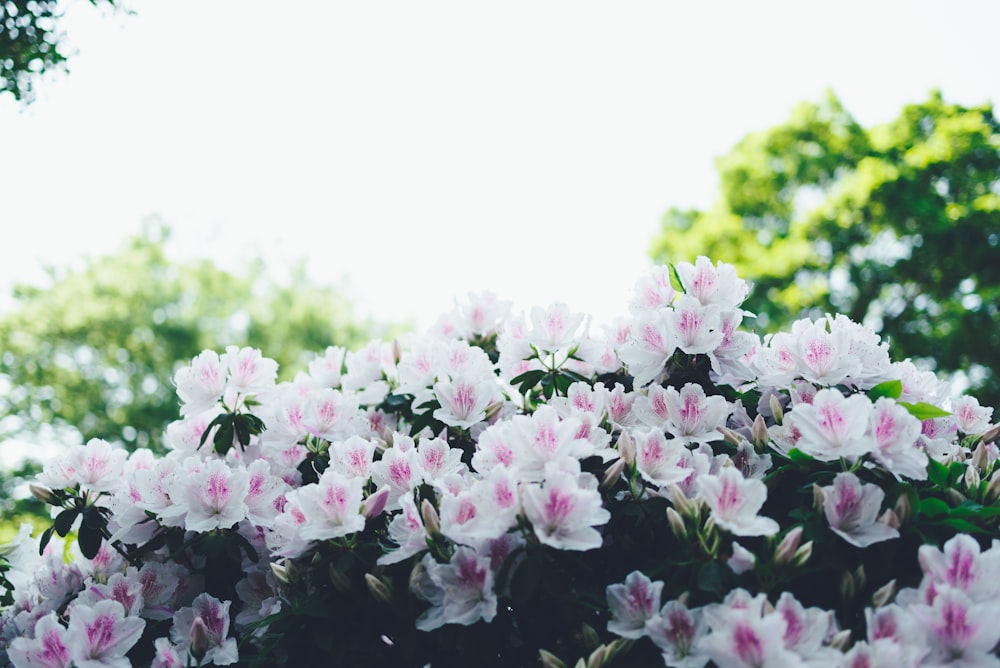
[0,0,119,101]
[650,90,1000,407]
[0,223,379,453]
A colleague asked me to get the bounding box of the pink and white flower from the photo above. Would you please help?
[698,466,779,537]
[785,388,873,462]
[821,472,899,548]
[412,547,497,631]
[606,570,663,639]
[64,600,146,668]
[522,463,610,551]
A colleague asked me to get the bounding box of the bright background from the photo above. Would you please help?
[2,0,998,332]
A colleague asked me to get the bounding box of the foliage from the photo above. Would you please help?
[0,0,121,102]
[650,91,1000,408]
[0,223,376,454]
[1,259,998,667]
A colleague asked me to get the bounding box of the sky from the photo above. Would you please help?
[1,0,999,335]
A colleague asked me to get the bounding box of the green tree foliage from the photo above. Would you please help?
[0,0,119,101]
[0,223,377,454]
[651,91,1000,407]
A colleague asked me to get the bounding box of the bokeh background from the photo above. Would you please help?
[1,0,998,530]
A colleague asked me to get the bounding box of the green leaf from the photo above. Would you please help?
[212,414,237,456]
[668,263,685,293]
[54,508,79,537]
[868,379,902,401]
[38,526,55,555]
[786,448,815,463]
[199,413,229,448]
[77,524,103,560]
[919,497,951,518]
[510,555,544,604]
[510,369,546,392]
[697,561,726,596]
[926,457,951,486]
[899,402,952,420]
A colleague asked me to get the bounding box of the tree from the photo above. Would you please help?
[0,0,120,101]
[0,223,380,454]
[650,90,1000,407]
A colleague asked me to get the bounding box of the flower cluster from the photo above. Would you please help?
[1,258,998,667]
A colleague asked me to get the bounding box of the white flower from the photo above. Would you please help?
[522,463,610,551]
[413,547,497,631]
[606,571,663,639]
[293,468,365,542]
[698,466,779,537]
[65,600,146,668]
[785,388,874,462]
[821,472,899,548]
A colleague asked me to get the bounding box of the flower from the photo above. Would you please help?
[698,466,779,537]
[606,570,663,639]
[522,462,610,551]
[821,472,899,548]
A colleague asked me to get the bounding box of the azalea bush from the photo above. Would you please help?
[1,257,998,668]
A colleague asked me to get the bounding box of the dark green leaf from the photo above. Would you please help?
[54,508,80,537]
[697,561,726,596]
[510,556,544,604]
[926,457,951,486]
[919,497,950,518]
[511,369,547,393]
[77,524,103,559]
[38,526,55,555]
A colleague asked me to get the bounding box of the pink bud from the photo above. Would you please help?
[189,617,210,661]
[362,487,390,519]
[775,526,804,564]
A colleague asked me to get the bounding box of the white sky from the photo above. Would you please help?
[1,0,998,334]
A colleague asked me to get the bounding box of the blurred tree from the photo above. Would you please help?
[0,222,378,454]
[1,0,121,101]
[651,91,1000,407]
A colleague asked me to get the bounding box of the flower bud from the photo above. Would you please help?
[485,400,505,421]
[189,617,210,662]
[840,571,855,600]
[581,623,601,650]
[586,645,607,668]
[812,484,825,512]
[667,484,694,518]
[719,427,742,446]
[421,499,442,540]
[981,423,1000,445]
[363,487,390,519]
[964,463,981,491]
[391,338,403,365]
[752,414,769,449]
[827,629,852,651]
[894,493,912,525]
[987,469,1000,501]
[774,526,803,565]
[329,563,351,592]
[878,509,901,530]
[29,484,59,506]
[365,573,393,604]
[617,432,635,467]
[539,650,567,668]
[854,565,866,592]
[769,394,784,425]
[871,579,897,608]
[600,458,625,492]
[972,441,990,469]
[666,507,687,540]
[792,541,813,567]
[270,560,299,585]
